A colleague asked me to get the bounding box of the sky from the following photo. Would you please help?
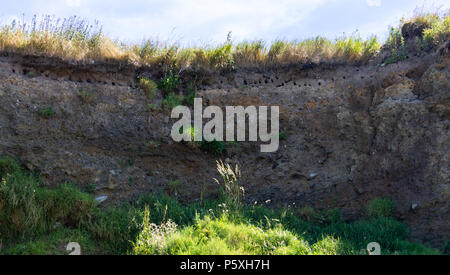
[0,0,449,46]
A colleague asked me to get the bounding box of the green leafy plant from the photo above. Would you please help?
[384,27,407,65]
[38,108,56,119]
[158,71,180,95]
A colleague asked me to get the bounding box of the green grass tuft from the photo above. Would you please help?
[367,197,396,218]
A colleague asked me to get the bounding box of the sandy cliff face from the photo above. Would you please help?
[0,49,448,246]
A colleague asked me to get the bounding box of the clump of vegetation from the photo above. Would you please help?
[384,27,408,65]
[405,9,450,50]
[176,126,234,155]
[38,108,56,118]
[132,206,178,255]
[199,140,226,155]
[0,156,19,177]
[77,89,96,104]
[384,10,449,64]
[367,197,396,218]
[138,77,158,99]
[162,92,184,112]
[214,160,244,209]
[0,157,95,239]
[158,71,180,95]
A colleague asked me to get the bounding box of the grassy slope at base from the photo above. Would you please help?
[0,157,442,255]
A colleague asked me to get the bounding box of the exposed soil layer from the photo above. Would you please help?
[0,47,448,247]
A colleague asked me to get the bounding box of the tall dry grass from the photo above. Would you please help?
[0,12,448,70]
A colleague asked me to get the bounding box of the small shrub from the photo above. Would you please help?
[200,140,225,154]
[384,27,407,65]
[422,16,450,49]
[139,77,158,99]
[158,72,180,95]
[162,92,184,112]
[78,89,96,104]
[367,197,396,218]
[38,108,56,119]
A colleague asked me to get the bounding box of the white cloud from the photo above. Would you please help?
[366,0,381,7]
[98,0,333,44]
[66,0,81,7]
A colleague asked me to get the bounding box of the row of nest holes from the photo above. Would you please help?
[242,74,371,87]
[12,68,119,86]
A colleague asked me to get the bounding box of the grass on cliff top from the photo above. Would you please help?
[0,11,446,70]
[0,156,442,255]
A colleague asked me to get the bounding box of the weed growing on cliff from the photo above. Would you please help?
[139,77,158,99]
[405,9,450,49]
[158,71,180,95]
[214,160,244,209]
[384,28,407,65]
[367,197,396,218]
[38,108,56,118]
[162,92,184,112]
[77,89,96,104]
